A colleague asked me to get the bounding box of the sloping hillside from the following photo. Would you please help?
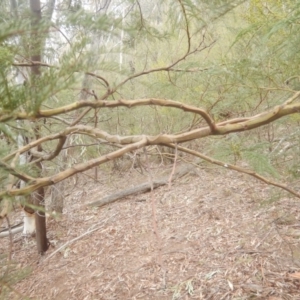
[1,164,300,299]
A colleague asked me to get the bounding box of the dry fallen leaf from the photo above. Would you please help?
[227,280,234,291]
[288,272,300,279]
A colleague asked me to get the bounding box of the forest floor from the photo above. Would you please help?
[1,161,300,300]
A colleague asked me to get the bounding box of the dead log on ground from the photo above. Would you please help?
[86,164,195,208]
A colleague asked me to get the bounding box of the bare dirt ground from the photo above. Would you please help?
[1,162,300,300]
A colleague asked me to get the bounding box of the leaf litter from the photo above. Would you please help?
[1,164,300,299]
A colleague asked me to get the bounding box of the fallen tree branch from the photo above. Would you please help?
[86,163,194,208]
[0,222,23,238]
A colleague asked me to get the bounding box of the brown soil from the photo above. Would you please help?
[1,163,300,300]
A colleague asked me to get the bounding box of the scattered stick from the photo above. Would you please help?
[45,214,117,261]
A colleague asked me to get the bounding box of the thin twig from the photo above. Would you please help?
[144,145,167,288]
[168,144,178,190]
[166,143,300,199]
[5,216,13,261]
[45,214,117,261]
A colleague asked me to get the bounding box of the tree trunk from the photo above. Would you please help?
[29,0,48,254]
